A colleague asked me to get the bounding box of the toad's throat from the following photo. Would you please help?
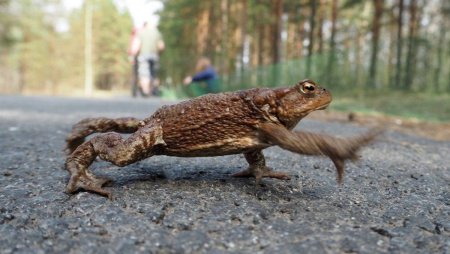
[316,102,330,110]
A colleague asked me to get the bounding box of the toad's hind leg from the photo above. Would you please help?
[65,125,165,198]
[65,117,142,155]
[233,150,291,185]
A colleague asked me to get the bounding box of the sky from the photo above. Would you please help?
[62,0,163,26]
[124,0,163,26]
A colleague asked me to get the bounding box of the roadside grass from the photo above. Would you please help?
[330,92,450,123]
[21,84,448,124]
[161,86,450,123]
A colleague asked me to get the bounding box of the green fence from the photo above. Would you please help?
[163,51,450,99]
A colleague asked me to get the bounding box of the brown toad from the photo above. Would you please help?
[65,79,379,198]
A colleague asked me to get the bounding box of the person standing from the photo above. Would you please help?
[137,21,165,96]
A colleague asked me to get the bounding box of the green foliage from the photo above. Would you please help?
[159,0,210,84]
[330,92,450,122]
[0,0,132,94]
[341,0,365,10]
[0,0,449,109]
[92,0,133,90]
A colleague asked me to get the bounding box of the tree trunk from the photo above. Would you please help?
[239,0,248,83]
[433,18,446,92]
[296,7,305,59]
[326,0,338,84]
[306,0,317,77]
[18,60,26,93]
[84,0,93,97]
[285,14,295,60]
[196,6,210,56]
[403,0,418,90]
[317,0,325,54]
[256,22,265,85]
[206,2,216,59]
[257,24,265,66]
[395,0,404,88]
[387,4,397,89]
[354,29,364,90]
[368,0,384,89]
[272,0,283,64]
[219,0,229,74]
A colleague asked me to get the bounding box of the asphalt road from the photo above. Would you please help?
[0,95,449,254]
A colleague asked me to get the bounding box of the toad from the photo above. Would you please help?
[65,80,380,198]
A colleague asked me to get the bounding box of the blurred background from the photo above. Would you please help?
[0,0,449,122]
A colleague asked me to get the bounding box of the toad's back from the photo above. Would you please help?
[147,90,268,156]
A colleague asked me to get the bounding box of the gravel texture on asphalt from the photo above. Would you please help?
[0,95,449,254]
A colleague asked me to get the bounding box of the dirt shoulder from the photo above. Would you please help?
[310,110,450,141]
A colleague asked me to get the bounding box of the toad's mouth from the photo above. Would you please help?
[316,102,330,110]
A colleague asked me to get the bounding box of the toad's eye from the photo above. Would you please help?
[300,82,315,93]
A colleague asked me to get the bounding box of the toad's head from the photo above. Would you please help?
[275,79,332,128]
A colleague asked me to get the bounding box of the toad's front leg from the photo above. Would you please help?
[233,150,291,185]
[65,124,165,198]
[258,122,381,183]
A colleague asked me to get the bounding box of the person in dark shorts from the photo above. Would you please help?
[136,21,165,96]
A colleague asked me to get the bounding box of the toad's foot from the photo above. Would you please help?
[235,150,291,185]
[65,124,165,198]
[233,167,291,184]
[65,139,112,198]
[66,171,112,199]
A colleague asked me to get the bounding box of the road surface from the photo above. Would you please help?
[0,95,449,253]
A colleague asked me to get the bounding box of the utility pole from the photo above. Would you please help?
[84,0,93,97]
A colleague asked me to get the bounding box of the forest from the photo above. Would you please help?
[0,0,449,99]
[160,0,450,94]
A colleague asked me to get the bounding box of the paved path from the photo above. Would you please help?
[0,95,449,253]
